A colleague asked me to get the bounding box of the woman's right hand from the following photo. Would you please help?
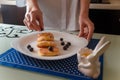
[23,6,44,31]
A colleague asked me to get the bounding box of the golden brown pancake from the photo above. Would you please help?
[38,47,59,56]
[37,32,54,41]
[37,41,56,48]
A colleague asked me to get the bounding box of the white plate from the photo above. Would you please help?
[11,30,88,60]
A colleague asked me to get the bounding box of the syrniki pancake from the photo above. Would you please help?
[37,32,59,56]
[37,41,56,48]
[38,47,59,56]
[37,32,54,41]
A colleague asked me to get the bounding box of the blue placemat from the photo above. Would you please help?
[0,39,103,80]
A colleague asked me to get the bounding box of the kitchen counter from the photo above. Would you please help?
[0,23,120,80]
[90,3,120,10]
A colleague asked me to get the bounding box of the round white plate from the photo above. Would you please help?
[11,30,88,60]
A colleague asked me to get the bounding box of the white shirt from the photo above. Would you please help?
[16,0,80,31]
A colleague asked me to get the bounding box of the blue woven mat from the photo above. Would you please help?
[0,39,103,80]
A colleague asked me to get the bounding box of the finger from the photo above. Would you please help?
[25,13,30,22]
[31,22,41,31]
[23,19,35,30]
[30,13,41,31]
[23,19,31,30]
[87,29,94,41]
[78,24,84,37]
[86,24,94,41]
[38,17,44,31]
[31,20,41,31]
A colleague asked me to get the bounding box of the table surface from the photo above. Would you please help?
[0,23,120,80]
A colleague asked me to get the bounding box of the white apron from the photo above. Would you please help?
[38,0,80,31]
[16,0,80,31]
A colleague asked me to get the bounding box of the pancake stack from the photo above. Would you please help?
[37,32,59,56]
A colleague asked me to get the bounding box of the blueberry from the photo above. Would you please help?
[60,38,63,41]
[29,47,34,52]
[27,45,31,49]
[27,45,34,52]
[65,44,69,48]
[67,42,71,46]
[48,46,53,51]
[61,41,65,46]
[63,46,67,50]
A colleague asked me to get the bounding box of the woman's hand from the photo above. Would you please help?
[78,16,94,41]
[23,0,44,31]
[79,0,94,41]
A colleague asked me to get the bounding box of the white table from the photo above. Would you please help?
[0,23,120,80]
